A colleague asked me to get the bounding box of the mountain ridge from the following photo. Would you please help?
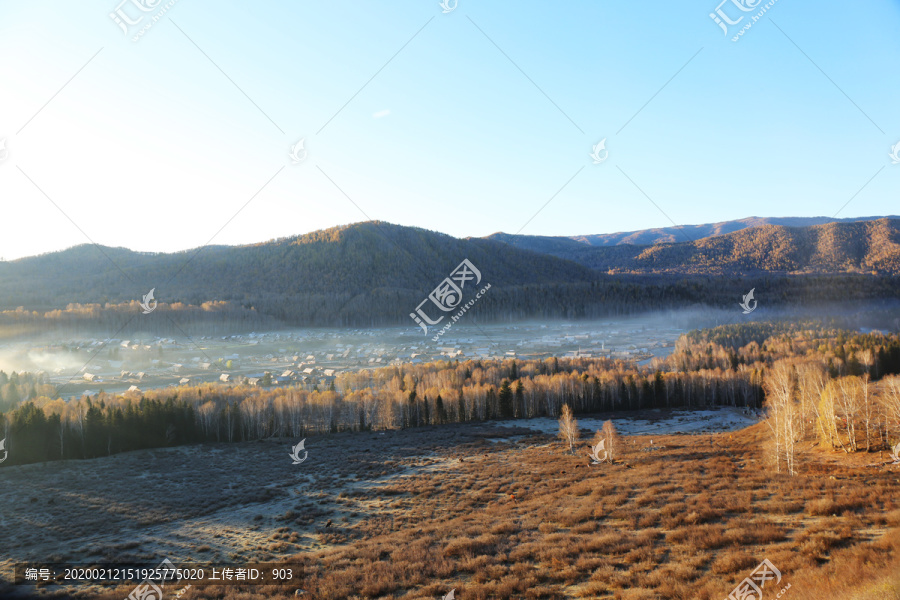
[486,218,900,275]
[2,219,899,328]
[570,215,900,246]
[484,215,899,250]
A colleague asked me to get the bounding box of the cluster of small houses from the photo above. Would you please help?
[225,365,339,388]
[98,363,342,393]
[62,325,678,398]
[77,342,663,393]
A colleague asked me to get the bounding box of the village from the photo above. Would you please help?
[0,317,690,400]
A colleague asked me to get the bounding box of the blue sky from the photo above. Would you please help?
[0,0,898,260]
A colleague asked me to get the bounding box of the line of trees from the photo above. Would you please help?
[0,371,55,412]
[0,353,766,466]
[765,364,900,475]
[671,321,900,475]
[0,301,276,340]
[2,321,900,468]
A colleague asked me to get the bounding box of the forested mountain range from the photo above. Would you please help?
[1,219,899,331]
[486,215,898,248]
[486,218,900,275]
[0,222,605,328]
[0,221,593,308]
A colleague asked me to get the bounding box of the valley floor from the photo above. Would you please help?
[2,407,899,599]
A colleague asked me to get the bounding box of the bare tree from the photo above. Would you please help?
[764,361,798,475]
[862,375,873,452]
[817,379,840,450]
[860,349,875,378]
[601,420,621,462]
[834,376,862,452]
[558,404,579,455]
[198,400,217,440]
[224,401,236,442]
[797,362,827,442]
[883,376,900,446]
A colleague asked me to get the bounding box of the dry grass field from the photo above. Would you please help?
[3,408,900,599]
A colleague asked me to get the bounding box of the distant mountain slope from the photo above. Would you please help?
[1,220,899,330]
[0,222,601,326]
[572,215,900,246]
[477,233,587,256]
[486,215,899,250]
[555,219,900,275]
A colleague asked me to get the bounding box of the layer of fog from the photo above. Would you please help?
[0,300,896,384]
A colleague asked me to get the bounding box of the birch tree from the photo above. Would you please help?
[558,404,579,455]
[883,376,900,445]
[601,420,621,462]
[835,376,862,452]
[797,362,827,444]
[764,361,798,475]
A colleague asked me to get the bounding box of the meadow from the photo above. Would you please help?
[3,408,899,599]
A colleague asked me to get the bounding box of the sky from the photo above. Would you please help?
[0,0,898,260]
